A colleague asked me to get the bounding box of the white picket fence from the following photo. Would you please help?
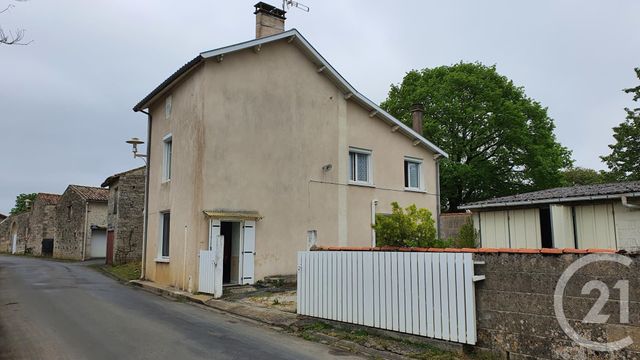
[297,251,479,345]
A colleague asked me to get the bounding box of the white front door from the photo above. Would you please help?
[200,219,224,297]
[11,233,17,254]
[242,220,255,285]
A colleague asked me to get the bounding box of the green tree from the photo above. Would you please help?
[373,202,436,247]
[561,167,607,186]
[601,68,640,181]
[10,193,37,215]
[381,62,572,211]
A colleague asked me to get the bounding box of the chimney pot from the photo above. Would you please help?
[410,103,424,135]
[254,2,286,39]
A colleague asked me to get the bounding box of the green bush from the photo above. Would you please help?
[373,202,437,247]
[453,217,478,248]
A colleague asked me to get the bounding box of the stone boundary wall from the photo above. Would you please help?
[439,212,472,240]
[313,246,640,359]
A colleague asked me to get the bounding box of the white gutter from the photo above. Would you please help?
[462,192,640,210]
[82,202,89,261]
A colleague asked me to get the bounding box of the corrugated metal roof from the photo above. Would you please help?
[132,29,448,157]
[68,185,109,202]
[203,209,262,220]
[461,181,640,209]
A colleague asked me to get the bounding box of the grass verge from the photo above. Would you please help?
[92,261,141,282]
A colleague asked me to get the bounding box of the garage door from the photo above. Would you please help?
[90,229,107,258]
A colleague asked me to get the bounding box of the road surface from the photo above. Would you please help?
[0,255,359,360]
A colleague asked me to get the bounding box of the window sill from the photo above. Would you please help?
[348,181,375,188]
[161,179,171,185]
[154,257,170,263]
[404,187,426,193]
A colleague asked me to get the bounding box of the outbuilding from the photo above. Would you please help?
[460,181,640,251]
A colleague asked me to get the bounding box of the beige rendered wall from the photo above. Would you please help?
[143,39,439,291]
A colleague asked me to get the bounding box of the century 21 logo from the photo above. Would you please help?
[554,254,633,352]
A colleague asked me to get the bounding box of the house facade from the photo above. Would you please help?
[0,193,61,255]
[133,2,447,292]
[461,181,640,251]
[101,166,146,264]
[54,185,109,260]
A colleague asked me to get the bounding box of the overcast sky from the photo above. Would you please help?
[1,0,638,214]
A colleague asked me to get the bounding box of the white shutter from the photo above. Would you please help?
[209,219,220,250]
[242,220,256,284]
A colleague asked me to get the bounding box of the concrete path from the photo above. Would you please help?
[0,255,360,360]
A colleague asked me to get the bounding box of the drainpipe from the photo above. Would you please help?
[371,199,378,247]
[138,109,152,280]
[434,154,442,239]
[621,196,640,209]
[82,202,89,261]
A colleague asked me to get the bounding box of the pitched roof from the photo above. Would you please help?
[68,185,110,202]
[35,193,62,205]
[461,181,640,209]
[101,166,146,187]
[132,29,448,157]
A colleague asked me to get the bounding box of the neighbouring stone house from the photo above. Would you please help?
[101,166,146,264]
[0,193,61,255]
[25,193,61,256]
[0,211,29,254]
[54,185,109,260]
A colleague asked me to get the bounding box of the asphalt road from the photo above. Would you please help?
[0,255,360,360]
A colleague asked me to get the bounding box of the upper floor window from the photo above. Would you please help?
[165,95,172,119]
[349,148,372,185]
[163,134,172,182]
[404,158,422,190]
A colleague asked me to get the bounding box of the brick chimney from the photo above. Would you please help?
[254,2,286,39]
[410,104,424,135]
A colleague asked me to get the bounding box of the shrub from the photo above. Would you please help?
[373,202,437,247]
[453,217,478,248]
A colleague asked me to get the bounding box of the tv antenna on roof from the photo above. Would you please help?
[283,0,310,12]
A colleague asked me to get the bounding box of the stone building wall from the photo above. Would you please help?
[54,190,87,260]
[0,212,30,254]
[106,168,145,264]
[439,212,472,240]
[26,197,58,256]
[474,252,640,359]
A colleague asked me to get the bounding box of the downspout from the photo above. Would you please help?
[621,196,640,209]
[138,109,152,280]
[434,154,442,239]
[82,202,89,261]
[371,199,378,247]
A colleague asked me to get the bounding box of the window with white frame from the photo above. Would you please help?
[159,212,171,258]
[349,148,372,184]
[162,134,172,181]
[404,158,422,190]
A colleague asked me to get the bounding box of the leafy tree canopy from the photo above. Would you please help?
[381,62,572,211]
[561,167,609,187]
[10,193,37,215]
[601,68,640,181]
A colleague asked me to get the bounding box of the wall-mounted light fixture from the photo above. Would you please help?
[126,137,147,164]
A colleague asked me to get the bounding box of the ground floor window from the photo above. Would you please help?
[160,212,171,258]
